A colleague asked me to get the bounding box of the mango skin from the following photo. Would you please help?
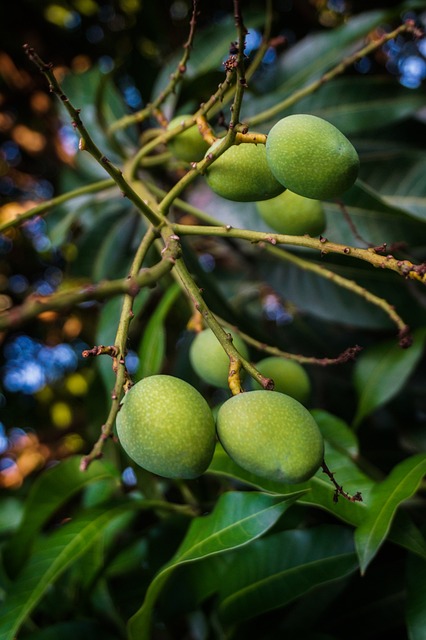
[266,114,359,200]
[216,390,324,484]
[256,189,326,236]
[251,357,311,405]
[167,115,210,162]
[189,328,249,388]
[205,139,285,202]
[116,375,216,479]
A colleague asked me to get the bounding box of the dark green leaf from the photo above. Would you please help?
[353,328,426,428]
[354,454,426,573]
[137,282,181,378]
[0,505,131,640]
[217,525,358,625]
[127,490,304,639]
[4,457,118,578]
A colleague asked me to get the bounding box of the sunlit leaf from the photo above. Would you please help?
[217,525,358,625]
[127,490,304,639]
[354,454,426,573]
[353,328,426,428]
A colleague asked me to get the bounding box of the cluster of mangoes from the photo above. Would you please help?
[167,112,359,236]
[116,328,324,485]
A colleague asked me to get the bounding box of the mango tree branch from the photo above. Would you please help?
[0,241,179,333]
[0,179,116,234]
[173,257,273,393]
[171,223,426,286]
[247,20,421,128]
[80,226,177,471]
[108,0,200,135]
[23,45,165,229]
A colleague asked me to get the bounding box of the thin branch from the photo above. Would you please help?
[247,20,421,128]
[108,0,200,135]
[23,45,165,229]
[0,238,179,332]
[171,223,426,286]
[0,179,116,234]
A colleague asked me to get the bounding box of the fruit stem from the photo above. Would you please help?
[321,459,363,504]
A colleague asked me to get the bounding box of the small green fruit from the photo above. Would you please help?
[216,390,324,484]
[116,375,216,479]
[205,139,285,202]
[266,114,359,200]
[189,327,249,388]
[167,115,210,162]
[251,357,311,405]
[256,189,325,236]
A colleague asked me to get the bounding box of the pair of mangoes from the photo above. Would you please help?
[116,329,323,485]
[167,113,359,236]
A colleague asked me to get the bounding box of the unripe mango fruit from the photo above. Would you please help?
[216,390,323,484]
[189,327,249,388]
[251,357,311,405]
[116,375,216,478]
[205,139,285,202]
[167,115,210,162]
[256,189,326,236]
[266,114,359,200]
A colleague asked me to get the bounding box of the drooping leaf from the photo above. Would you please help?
[209,443,426,561]
[354,454,426,573]
[0,504,132,640]
[127,490,304,639]
[353,328,426,428]
[137,282,181,378]
[311,410,359,458]
[217,525,358,625]
[4,457,118,579]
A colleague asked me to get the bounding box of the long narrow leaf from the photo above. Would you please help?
[4,457,118,578]
[353,328,426,428]
[355,454,426,573]
[218,525,358,625]
[137,282,181,378]
[0,505,131,640]
[127,490,304,639]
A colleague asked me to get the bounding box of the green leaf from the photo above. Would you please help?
[96,290,151,392]
[209,443,371,528]
[311,410,359,458]
[354,454,426,573]
[127,490,304,639]
[280,76,426,136]
[20,620,119,640]
[137,282,181,378]
[209,444,426,561]
[406,550,426,640]
[4,457,118,578]
[353,328,426,428]
[217,525,358,625]
[0,504,131,640]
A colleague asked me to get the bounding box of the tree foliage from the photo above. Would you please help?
[1,2,426,639]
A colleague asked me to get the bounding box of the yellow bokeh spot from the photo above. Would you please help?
[119,0,140,13]
[74,0,98,16]
[51,401,73,429]
[44,4,74,28]
[62,433,84,453]
[66,372,88,396]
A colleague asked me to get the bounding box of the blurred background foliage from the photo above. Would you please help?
[1,1,426,639]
